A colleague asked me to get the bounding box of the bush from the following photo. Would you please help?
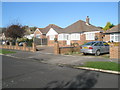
[17,38,33,47]
[71,43,79,47]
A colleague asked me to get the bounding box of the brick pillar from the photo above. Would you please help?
[16,42,18,49]
[10,42,12,49]
[23,43,26,51]
[54,42,60,55]
[99,33,103,41]
[32,43,36,52]
[110,43,113,59]
[5,42,7,48]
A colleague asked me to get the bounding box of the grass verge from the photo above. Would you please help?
[0,49,16,54]
[79,61,120,72]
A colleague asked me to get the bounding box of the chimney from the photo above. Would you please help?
[86,16,90,25]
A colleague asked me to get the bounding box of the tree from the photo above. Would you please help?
[5,24,25,40]
[30,27,37,31]
[103,22,115,31]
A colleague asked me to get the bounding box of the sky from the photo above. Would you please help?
[1,2,118,28]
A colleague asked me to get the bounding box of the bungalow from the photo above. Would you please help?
[35,16,103,46]
[46,24,63,46]
[34,24,63,46]
[56,16,103,46]
[103,24,120,42]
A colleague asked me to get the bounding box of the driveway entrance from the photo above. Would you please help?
[36,45,54,54]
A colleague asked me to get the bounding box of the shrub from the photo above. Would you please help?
[17,38,33,47]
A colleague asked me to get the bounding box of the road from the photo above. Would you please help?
[2,55,119,88]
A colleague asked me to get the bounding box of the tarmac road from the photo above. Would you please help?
[2,55,119,88]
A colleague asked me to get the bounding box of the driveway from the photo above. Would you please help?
[36,45,54,54]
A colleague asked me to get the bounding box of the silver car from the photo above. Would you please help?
[80,41,109,56]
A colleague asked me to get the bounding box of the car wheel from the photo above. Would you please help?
[95,50,100,56]
[83,53,87,55]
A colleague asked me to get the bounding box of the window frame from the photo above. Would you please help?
[110,33,120,42]
[85,33,95,40]
[70,33,80,40]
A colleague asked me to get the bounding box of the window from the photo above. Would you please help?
[35,34,40,38]
[58,34,70,40]
[103,42,109,46]
[84,42,96,45]
[49,35,55,40]
[94,42,100,46]
[58,34,63,40]
[110,34,120,42]
[86,33,95,40]
[71,34,80,40]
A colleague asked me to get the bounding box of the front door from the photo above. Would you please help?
[66,35,70,45]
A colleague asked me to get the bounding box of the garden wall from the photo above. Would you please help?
[0,42,36,52]
[110,42,120,59]
[54,42,80,55]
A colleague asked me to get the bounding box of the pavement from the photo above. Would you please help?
[2,55,119,88]
[4,49,119,66]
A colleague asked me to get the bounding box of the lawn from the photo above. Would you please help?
[0,49,16,54]
[80,61,120,72]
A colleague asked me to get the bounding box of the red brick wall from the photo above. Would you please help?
[110,43,120,59]
[58,41,67,47]
[47,35,58,46]
[103,34,110,42]
[1,43,36,52]
[48,32,103,46]
[70,32,103,45]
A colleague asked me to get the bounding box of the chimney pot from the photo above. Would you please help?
[86,16,90,25]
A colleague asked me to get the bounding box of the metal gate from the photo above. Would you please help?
[34,38,48,45]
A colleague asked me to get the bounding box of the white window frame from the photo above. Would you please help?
[58,34,63,40]
[58,34,70,41]
[70,33,80,40]
[49,35,55,40]
[110,33,120,42]
[85,33,95,40]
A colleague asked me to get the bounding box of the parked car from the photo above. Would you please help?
[19,42,26,46]
[2,40,6,45]
[80,41,109,56]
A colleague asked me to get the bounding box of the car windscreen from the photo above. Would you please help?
[84,42,96,45]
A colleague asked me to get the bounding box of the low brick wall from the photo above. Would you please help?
[0,42,37,52]
[110,43,120,59]
[54,42,80,54]
[59,47,80,54]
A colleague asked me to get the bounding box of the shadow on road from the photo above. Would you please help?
[45,70,99,89]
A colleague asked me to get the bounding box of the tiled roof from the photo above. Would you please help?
[105,24,120,33]
[62,20,103,33]
[39,24,63,34]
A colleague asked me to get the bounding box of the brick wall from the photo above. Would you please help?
[48,32,103,46]
[70,32,103,45]
[110,43,120,59]
[58,41,67,47]
[103,34,110,42]
[0,42,37,52]
[47,35,58,46]
[54,42,80,55]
